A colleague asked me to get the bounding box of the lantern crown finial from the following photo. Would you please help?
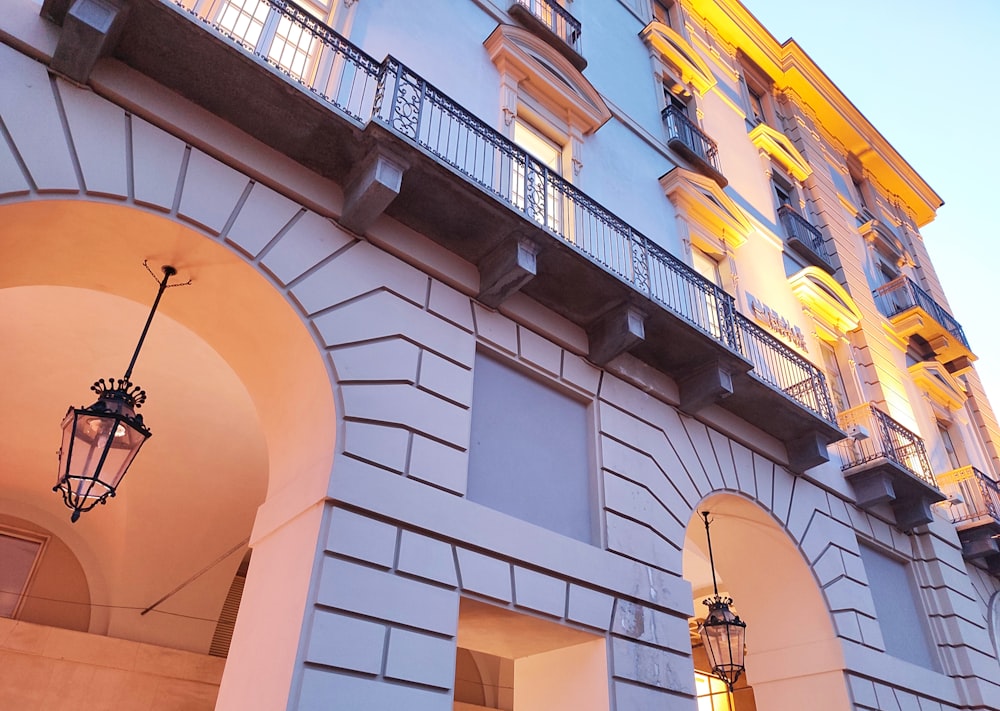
[91,377,147,409]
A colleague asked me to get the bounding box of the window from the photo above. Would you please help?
[652,0,677,28]
[691,245,722,287]
[690,245,727,339]
[468,352,594,543]
[937,421,962,470]
[737,54,777,129]
[771,172,798,212]
[746,85,766,126]
[858,542,939,670]
[212,0,335,80]
[695,672,732,711]
[0,530,44,619]
[819,340,850,413]
[512,117,564,233]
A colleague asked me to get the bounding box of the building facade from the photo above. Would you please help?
[2,0,1000,709]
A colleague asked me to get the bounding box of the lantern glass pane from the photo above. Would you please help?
[56,408,149,502]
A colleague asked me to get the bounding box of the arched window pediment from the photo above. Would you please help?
[484,24,611,133]
[749,123,811,182]
[908,361,966,411]
[640,22,716,96]
[660,167,751,250]
[788,266,862,334]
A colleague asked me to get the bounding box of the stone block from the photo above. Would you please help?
[326,508,398,568]
[132,116,185,211]
[57,79,127,198]
[332,339,420,384]
[518,326,562,376]
[298,668,451,711]
[605,513,679,574]
[610,637,692,694]
[419,351,473,406]
[407,435,468,495]
[682,419,726,492]
[612,601,688,651]
[292,238,426,314]
[473,303,518,354]
[305,610,385,674]
[0,45,78,193]
[730,442,757,499]
[513,567,566,618]
[343,421,409,473]
[262,211,353,287]
[847,673,879,709]
[385,628,456,689]
[603,473,684,550]
[611,679,679,711]
[428,280,474,332]
[340,382,470,449]
[314,291,475,367]
[812,545,846,588]
[0,138,29,198]
[567,585,615,631]
[225,182,302,258]
[398,531,458,587]
[178,149,249,235]
[832,610,863,643]
[598,405,701,509]
[823,576,875,617]
[455,548,512,603]
[317,558,459,636]
[561,352,601,394]
[759,452,784,514]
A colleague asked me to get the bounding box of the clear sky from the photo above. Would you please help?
[740,0,1000,402]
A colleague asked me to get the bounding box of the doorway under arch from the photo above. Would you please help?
[683,493,850,710]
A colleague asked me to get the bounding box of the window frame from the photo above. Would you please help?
[0,527,47,620]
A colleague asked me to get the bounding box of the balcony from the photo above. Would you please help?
[67,0,843,469]
[661,105,727,188]
[777,205,834,274]
[873,276,975,371]
[936,466,1000,567]
[509,0,585,70]
[837,404,945,529]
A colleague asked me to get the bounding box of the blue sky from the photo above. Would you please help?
[741,1,1000,402]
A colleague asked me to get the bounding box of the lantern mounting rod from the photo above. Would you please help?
[702,511,720,597]
[123,264,176,382]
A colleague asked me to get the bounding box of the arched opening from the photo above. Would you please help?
[683,493,850,710]
[0,198,337,708]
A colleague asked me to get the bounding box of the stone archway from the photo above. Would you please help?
[683,493,850,711]
[0,197,339,709]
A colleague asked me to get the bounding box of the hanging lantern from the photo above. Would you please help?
[697,511,747,691]
[54,265,176,522]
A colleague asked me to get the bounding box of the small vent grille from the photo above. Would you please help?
[209,551,250,658]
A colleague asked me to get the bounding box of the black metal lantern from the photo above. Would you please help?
[698,511,747,691]
[55,265,176,522]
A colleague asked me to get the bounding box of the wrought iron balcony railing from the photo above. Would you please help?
[836,404,936,488]
[661,105,723,176]
[873,275,970,349]
[777,205,832,268]
[171,0,834,426]
[511,0,582,53]
[936,466,1000,526]
[736,314,835,422]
